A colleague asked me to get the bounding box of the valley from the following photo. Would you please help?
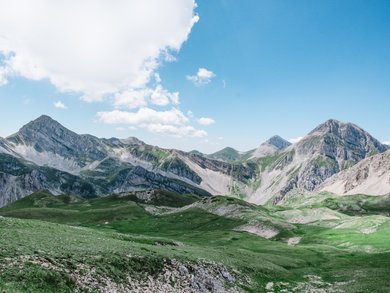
[0,116,390,292]
[1,189,390,292]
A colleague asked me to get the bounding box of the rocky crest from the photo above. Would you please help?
[248,119,389,204]
[250,135,291,159]
[1,116,389,207]
[320,150,390,196]
[0,116,256,207]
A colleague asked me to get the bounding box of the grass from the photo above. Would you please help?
[1,190,390,292]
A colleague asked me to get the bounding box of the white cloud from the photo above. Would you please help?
[288,136,303,144]
[54,100,67,109]
[115,127,125,132]
[0,66,9,86]
[113,89,149,109]
[383,141,390,146]
[197,117,215,126]
[97,108,188,126]
[187,68,215,86]
[0,0,199,101]
[143,123,207,138]
[150,85,180,106]
[97,108,208,138]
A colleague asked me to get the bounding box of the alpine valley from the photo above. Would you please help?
[1,115,390,292]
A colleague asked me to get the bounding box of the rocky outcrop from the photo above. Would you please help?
[208,147,243,162]
[1,116,389,207]
[320,150,390,195]
[0,154,98,207]
[248,119,389,204]
[251,135,291,159]
[7,115,108,167]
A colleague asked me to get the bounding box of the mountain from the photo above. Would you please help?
[208,147,243,161]
[250,135,291,159]
[1,116,389,207]
[0,153,99,207]
[6,115,109,173]
[208,136,291,162]
[0,115,257,207]
[0,137,14,155]
[320,150,390,196]
[247,119,389,204]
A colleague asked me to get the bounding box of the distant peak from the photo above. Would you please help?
[120,137,144,145]
[221,147,238,152]
[7,115,73,141]
[33,115,57,123]
[325,118,342,124]
[309,119,364,136]
[264,135,291,149]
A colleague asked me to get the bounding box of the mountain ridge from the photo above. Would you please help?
[0,116,389,207]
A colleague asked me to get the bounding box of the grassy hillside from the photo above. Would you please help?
[1,190,390,292]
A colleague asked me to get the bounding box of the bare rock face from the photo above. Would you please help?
[0,116,256,207]
[292,119,388,191]
[1,116,389,207]
[296,119,387,160]
[7,115,108,166]
[251,135,291,159]
[249,119,389,204]
[320,150,390,196]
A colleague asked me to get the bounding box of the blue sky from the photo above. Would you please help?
[0,0,390,153]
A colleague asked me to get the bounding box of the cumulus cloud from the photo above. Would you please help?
[0,0,214,139]
[113,89,149,109]
[0,0,199,101]
[97,108,188,126]
[150,85,180,106]
[187,68,215,86]
[97,108,207,138]
[143,123,207,138]
[53,101,67,109]
[0,66,9,86]
[288,136,303,144]
[383,141,390,146]
[197,117,215,126]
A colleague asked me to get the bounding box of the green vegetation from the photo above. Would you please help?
[312,155,336,168]
[256,152,286,172]
[0,190,390,292]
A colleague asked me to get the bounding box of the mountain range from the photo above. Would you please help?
[0,115,389,207]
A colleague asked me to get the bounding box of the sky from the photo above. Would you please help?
[0,0,390,153]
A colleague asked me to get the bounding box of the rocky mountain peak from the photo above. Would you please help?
[265,135,291,149]
[308,119,361,136]
[120,137,145,146]
[297,119,388,158]
[6,115,107,166]
[250,135,290,159]
[208,147,241,162]
[10,115,74,141]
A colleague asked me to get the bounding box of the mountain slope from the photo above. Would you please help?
[0,153,99,207]
[208,147,243,162]
[1,116,389,207]
[248,119,389,204]
[2,190,390,292]
[0,116,257,206]
[7,115,108,173]
[250,135,291,159]
[320,150,390,196]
